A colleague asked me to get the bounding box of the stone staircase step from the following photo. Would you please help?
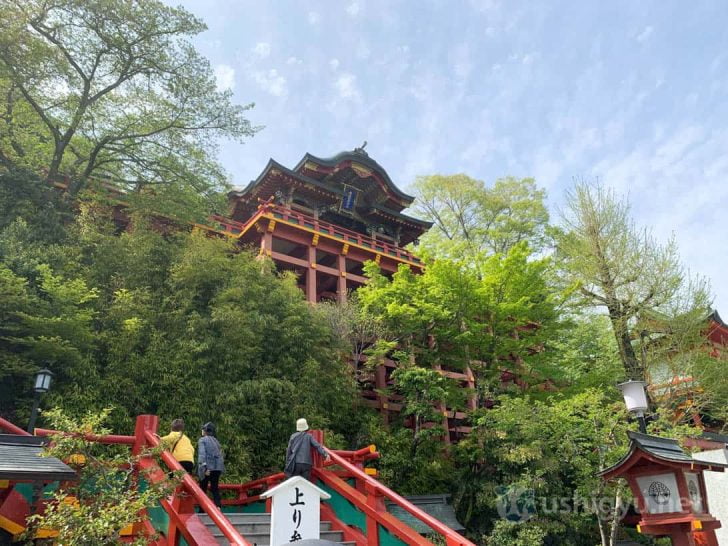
[200,512,349,545]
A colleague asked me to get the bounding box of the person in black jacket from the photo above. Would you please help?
[285,418,328,480]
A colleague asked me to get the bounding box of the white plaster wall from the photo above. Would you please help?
[694,448,728,545]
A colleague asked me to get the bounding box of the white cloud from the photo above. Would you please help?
[636,26,654,43]
[329,58,340,70]
[252,69,287,97]
[253,42,271,58]
[346,2,360,16]
[335,73,360,101]
[286,56,303,65]
[450,43,472,81]
[356,42,371,60]
[308,11,320,25]
[214,64,235,91]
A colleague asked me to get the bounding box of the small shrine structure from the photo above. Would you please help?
[217,146,432,303]
[600,431,728,546]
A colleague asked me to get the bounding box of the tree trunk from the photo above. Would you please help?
[597,516,608,546]
[609,484,623,546]
[606,304,643,380]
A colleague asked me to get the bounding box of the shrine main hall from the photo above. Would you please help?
[209,146,433,303]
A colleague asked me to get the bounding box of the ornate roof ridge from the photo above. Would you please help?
[294,150,415,204]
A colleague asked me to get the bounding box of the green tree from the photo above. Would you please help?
[358,243,565,397]
[557,182,708,381]
[23,408,176,546]
[0,262,99,423]
[0,0,258,214]
[454,389,648,545]
[412,174,549,264]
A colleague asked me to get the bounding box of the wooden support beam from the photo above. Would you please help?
[337,254,347,303]
[306,245,317,303]
[260,231,272,256]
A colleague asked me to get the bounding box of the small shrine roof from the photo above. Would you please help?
[0,434,77,482]
[387,494,465,534]
[599,431,728,479]
[628,431,694,464]
[708,309,726,328]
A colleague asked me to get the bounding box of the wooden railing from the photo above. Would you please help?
[1,415,250,546]
[219,435,474,546]
[264,203,423,264]
[209,202,423,265]
[316,446,475,546]
[1,416,472,545]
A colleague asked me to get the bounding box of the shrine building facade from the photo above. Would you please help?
[209,147,432,303]
[203,148,482,441]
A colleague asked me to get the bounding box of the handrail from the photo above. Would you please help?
[0,416,31,436]
[144,430,251,546]
[320,447,475,546]
[34,428,135,445]
[262,203,423,264]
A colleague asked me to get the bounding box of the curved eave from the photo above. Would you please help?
[367,205,434,230]
[599,432,728,480]
[228,159,343,202]
[708,309,726,327]
[294,152,415,204]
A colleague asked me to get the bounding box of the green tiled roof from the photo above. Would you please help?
[386,494,465,535]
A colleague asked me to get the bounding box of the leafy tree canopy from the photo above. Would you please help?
[0,0,259,218]
[412,174,550,265]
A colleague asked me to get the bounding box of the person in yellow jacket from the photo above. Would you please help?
[159,418,195,472]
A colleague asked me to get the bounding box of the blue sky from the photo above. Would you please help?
[176,0,728,312]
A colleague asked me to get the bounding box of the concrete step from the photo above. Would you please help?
[201,512,350,546]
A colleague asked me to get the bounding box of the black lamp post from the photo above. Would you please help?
[617,379,648,433]
[27,368,54,434]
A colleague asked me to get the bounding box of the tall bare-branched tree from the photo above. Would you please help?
[557,182,708,381]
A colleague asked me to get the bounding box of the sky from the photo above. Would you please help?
[175,0,728,312]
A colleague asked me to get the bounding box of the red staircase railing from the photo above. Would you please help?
[1,416,472,545]
[218,435,474,546]
[315,446,474,546]
[1,415,250,546]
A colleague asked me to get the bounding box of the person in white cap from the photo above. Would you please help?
[284,418,328,480]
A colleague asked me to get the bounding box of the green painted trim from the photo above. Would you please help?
[148,504,169,535]
[379,524,408,546]
[316,480,366,533]
[239,502,267,513]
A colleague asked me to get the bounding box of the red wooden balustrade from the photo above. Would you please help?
[316,446,475,546]
[218,437,473,546]
[210,203,422,265]
[143,429,251,546]
[0,416,31,436]
[1,416,473,546]
[1,416,250,546]
[264,203,422,263]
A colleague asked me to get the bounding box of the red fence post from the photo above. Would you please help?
[365,482,384,546]
[131,415,159,541]
[132,415,159,455]
[310,430,325,470]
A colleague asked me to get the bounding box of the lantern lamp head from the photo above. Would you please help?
[618,380,648,416]
[34,368,54,394]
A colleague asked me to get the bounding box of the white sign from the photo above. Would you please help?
[261,476,331,545]
[685,472,704,513]
[636,472,681,514]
